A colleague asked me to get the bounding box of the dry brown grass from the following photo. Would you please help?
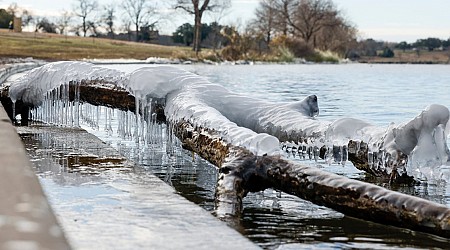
[0,29,194,61]
[360,49,450,64]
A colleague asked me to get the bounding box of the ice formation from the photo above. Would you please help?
[9,61,124,105]
[8,61,450,181]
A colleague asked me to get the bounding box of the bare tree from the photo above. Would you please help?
[122,0,157,42]
[6,2,19,16]
[56,10,72,35]
[251,0,278,46]
[72,0,98,37]
[277,0,342,46]
[21,9,34,27]
[102,3,116,38]
[205,0,230,51]
[314,17,357,56]
[120,17,133,41]
[174,0,230,54]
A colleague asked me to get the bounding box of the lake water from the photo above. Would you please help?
[104,63,450,249]
[23,63,450,249]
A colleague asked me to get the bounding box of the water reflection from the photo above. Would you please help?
[20,125,257,250]
[241,191,450,249]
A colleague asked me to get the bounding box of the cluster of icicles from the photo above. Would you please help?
[30,93,166,146]
[8,61,450,182]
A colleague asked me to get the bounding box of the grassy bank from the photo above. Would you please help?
[1,30,450,64]
[360,49,450,64]
[0,29,194,61]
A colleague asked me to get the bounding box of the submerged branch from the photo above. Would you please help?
[173,119,450,238]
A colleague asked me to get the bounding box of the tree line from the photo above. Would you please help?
[0,1,228,50]
[1,0,449,62]
[172,0,357,61]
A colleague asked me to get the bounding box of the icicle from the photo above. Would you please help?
[342,145,348,166]
[64,83,69,126]
[12,101,16,121]
[291,143,297,158]
[301,145,306,159]
[74,82,79,127]
[134,96,140,142]
[140,100,145,143]
[126,111,133,139]
[333,145,342,164]
[118,110,124,139]
[96,105,100,130]
[313,146,319,162]
[107,108,113,136]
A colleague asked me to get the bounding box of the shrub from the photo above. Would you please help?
[379,47,395,58]
[220,46,241,61]
[198,50,221,62]
[308,50,340,63]
[277,46,294,62]
[270,35,316,59]
[171,50,192,61]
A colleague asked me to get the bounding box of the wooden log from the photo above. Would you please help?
[0,82,166,124]
[252,156,450,238]
[3,81,450,238]
[0,82,410,181]
[174,120,450,238]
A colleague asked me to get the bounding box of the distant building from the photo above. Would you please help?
[13,16,21,32]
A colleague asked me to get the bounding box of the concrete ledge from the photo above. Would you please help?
[18,124,261,249]
[0,104,70,249]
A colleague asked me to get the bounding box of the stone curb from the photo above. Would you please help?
[0,104,71,250]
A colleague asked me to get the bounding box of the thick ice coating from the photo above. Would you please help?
[8,62,282,156]
[9,61,124,105]
[8,62,450,181]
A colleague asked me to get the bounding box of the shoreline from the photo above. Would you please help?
[3,56,449,67]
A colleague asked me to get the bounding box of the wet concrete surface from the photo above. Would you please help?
[18,124,260,250]
[0,106,70,250]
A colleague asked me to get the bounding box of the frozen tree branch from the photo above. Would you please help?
[2,62,450,238]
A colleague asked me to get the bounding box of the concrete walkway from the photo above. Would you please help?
[0,104,71,250]
[17,124,260,250]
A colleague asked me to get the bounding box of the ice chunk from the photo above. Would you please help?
[392,104,450,180]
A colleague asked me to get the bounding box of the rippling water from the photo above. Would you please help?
[23,63,450,249]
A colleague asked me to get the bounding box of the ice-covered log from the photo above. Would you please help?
[174,120,450,238]
[4,61,450,238]
[4,62,450,182]
[344,105,450,182]
[1,80,166,124]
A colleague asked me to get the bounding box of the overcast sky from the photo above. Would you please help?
[1,0,449,42]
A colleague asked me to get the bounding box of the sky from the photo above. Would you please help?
[1,0,449,42]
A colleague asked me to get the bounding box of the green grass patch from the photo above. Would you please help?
[0,31,192,61]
